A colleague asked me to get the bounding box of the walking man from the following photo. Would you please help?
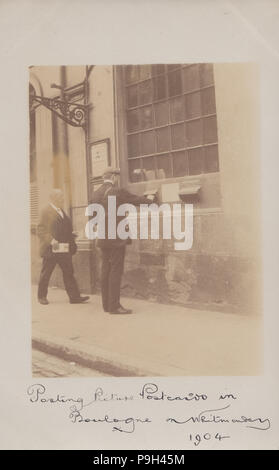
[90,167,155,315]
[37,188,89,305]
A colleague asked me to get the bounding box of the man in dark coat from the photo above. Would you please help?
[37,188,89,305]
[90,167,154,315]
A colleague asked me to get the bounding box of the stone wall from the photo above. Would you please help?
[122,245,260,314]
[119,209,261,314]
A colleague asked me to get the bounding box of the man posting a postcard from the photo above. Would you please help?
[37,188,89,305]
[90,167,155,315]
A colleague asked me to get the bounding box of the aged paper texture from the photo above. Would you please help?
[0,0,278,450]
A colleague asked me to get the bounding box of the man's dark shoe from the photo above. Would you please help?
[70,296,90,304]
[38,298,49,305]
[109,306,133,314]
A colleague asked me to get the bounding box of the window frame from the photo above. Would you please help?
[122,64,220,183]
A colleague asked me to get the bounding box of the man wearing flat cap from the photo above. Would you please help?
[91,167,154,314]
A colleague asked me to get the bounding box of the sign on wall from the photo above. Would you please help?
[90,139,110,178]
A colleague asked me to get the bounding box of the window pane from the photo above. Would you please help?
[182,64,200,92]
[125,63,219,182]
[129,158,142,182]
[200,63,214,87]
[189,147,204,175]
[127,134,140,158]
[142,156,156,180]
[204,144,219,172]
[185,91,202,119]
[139,65,151,80]
[156,154,172,178]
[125,65,139,84]
[171,123,185,150]
[152,64,165,76]
[154,101,169,126]
[201,87,216,115]
[173,151,188,177]
[141,130,156,155]
[186,119,203,147]
[153,75,167,101]
[203,116,218,144]
[168,70,182,97]
[156,126,171,152]
[170,96,185,122]
[127,109,140,132]
[138,80,152,105]
[140,105,154,129]
[127,85,138,108]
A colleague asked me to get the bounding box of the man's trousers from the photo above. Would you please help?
[38,253,80,301]
[100,245,126,312]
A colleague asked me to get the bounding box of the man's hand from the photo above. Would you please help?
[146,193,158,204]
[51,239,59,251]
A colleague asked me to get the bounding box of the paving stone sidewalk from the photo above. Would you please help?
[32,285,262,377]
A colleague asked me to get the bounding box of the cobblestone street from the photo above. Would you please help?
[32,349,108,377]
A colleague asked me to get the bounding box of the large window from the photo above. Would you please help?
[124,64,219,182]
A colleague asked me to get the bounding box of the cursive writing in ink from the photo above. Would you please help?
[82,387,134,410]
[27,384,84,410]
[140,383,208,402]
[69,409,151,433]
[167,405,271,431]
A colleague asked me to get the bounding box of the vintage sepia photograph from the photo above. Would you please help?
[29,63,262,378]
[2,0,279,451]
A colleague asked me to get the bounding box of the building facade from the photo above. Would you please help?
[29,64,261,313]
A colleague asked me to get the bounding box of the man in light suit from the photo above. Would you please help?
[37,188,89,305]
[90,167,155,315]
